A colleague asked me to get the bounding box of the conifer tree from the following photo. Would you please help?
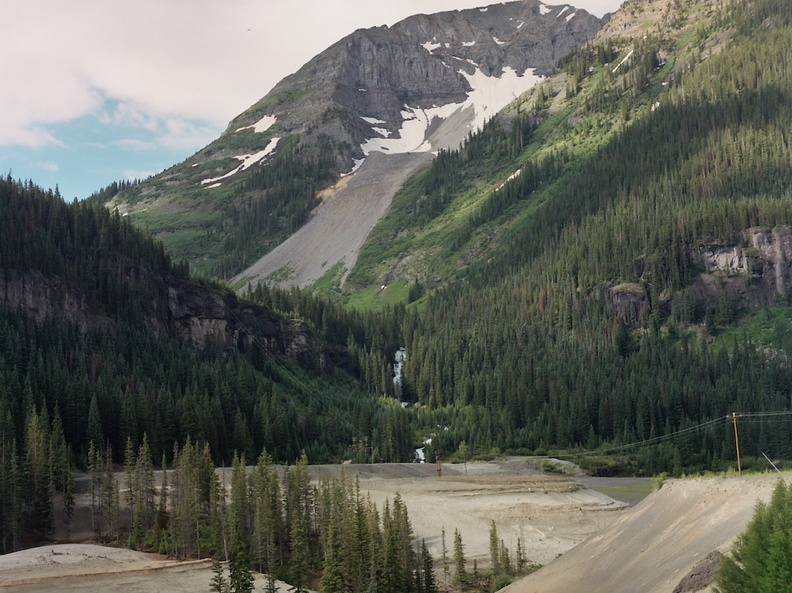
[516,537,527,575]
[49,407,73,525]
[382,499,405,593]
[421,539,438,593]
[0,438,22,553]
[441,526,450,591]
[715,479,792,593]
[229,542,254,593]
[488,521,500,577]
[210,558,228,593]
[453,528,467,588]
[288,505,309,593]
[86,393,103,450]
[159,451,168,516]
[319,520,345,593]
[88,440,102,533]
[25,408,53,534]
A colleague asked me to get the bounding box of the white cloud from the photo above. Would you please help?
[0,0,624,201]
[32,161,59,174]
[123,169,156,182]
[159,118,220,150]
[0,123,62,149]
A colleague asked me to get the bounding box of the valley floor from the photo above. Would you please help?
[2,458,637,592]
[13,462,776,593]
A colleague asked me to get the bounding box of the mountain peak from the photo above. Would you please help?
[111,1,601,285]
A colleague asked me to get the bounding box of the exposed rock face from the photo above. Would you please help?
[691,226,792,309]
[166,280,331,370]
[609,282,646,318]
[608,227,792,316]
[226,0,602,162]
[0,268,110,330]
[0,267,330,371]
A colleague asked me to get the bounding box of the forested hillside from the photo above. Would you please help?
[3,0,792,579]
[0,176,416,551]
[300,0,792,474]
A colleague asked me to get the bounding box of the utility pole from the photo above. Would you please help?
[732,412,742,477]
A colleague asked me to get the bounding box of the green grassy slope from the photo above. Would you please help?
[299,0,792,475]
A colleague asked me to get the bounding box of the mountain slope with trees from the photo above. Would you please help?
[102,0,601,279]
[0,175,418,552]
[260,0,792,475]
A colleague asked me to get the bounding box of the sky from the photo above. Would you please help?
[0,0,623,200]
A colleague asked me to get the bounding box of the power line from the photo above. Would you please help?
[560,410,792,460]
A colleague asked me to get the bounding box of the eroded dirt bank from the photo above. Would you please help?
[503,474,786,593]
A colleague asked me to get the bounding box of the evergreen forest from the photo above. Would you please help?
[3,0,792,590]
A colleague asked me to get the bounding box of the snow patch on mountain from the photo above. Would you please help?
[361,105,456,154]
[612,49,634,73]
[496,168,522,191]
[235,114,277,134]
[557,6,570,17]
[360,66,542,158]
[422,40,441,53]
[539,3,552,15]
[201,137,280,185]
[462,67,542,132]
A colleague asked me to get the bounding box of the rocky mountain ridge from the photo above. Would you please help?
[109,0,602,285]
[232,0,602,163]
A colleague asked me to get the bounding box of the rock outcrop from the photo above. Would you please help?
[225,0,602,165]
[0,266,331,371]
[0,268,110,331]
[690,226,792,310]
[166,280,331,371]
[608,226,792,317]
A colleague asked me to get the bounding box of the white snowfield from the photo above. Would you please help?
[235,114,277,134]
[235,63,543,292]
[360,66,542,159]
[612,48,635,73]
[421,40,442,53]
[201,136,280,185]
[496,168,523,191]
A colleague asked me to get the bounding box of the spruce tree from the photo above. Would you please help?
[715,479,792,593]
[421,539,438,593]
[210,558,228,593]
[229,543,254,593]
[288,506,309,593]
[441,526,450,591]
[488,521,500,577]
[453,528,467,588]
[319,521,344,593]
